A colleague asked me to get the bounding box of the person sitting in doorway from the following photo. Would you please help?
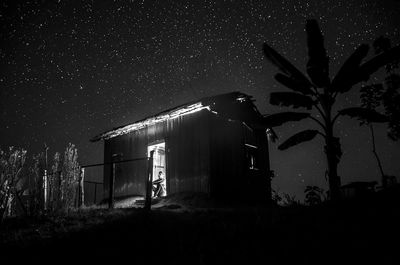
[153,171,166,198]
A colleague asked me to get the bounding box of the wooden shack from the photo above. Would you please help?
[91,92,273,203]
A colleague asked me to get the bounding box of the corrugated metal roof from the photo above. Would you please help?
[90,91,264,142]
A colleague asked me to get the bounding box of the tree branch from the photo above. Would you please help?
[309,116,327,131]
[311,85,320,97]
[317,130,327,139]
[313,102,327,121]
[332,91,339,100]
[332,112,341,125]
[369,125,386,187]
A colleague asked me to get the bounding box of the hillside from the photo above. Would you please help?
[1,186,399,264]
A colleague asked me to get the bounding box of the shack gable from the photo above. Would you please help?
[91,91,264,142]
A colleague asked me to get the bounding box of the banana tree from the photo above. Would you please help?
[262,19,400,201]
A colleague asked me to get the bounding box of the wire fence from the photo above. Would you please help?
[81,155,153,209]
[33,154,154,211]
[1,153,155,220]
[83,180,103,205]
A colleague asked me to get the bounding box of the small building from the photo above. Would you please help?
[91,92,273,203]
[340,181,377,199]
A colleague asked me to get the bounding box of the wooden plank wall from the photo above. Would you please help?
[103,109,211,198]
[209,115,246,200]
[103,128,148,198]
[103,108,271,202]
[166,110,211,194]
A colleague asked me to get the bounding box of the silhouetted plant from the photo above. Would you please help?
[373,36,400,141]
[271,188,282,205]
[360,83,388,185]
[0,147,27,221]
[27,152,46,216]
[60,143,80,213]
[281,193,300,207]
[383,74,400,140]
[262,19,400,201]
[0,144,81,219]
[47,151,62,211]
[304,185,324,206]
[357,36,400,188]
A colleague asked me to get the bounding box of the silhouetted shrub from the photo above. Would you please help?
[0,147,28,221]
[304,185,325,206]
[1,144,81,220]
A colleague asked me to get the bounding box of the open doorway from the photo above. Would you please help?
[147,142,167,197]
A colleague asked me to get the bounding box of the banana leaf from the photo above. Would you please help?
[331,44,369,93]
[263,112,311,127]
[338,107,388,123]
[270,92,313,109]
[332,45,400,93]
[358,45,400,82]
[278,130,319,150]
[263,43,312,86]
[275,73,315,95]
[306,19,330,87]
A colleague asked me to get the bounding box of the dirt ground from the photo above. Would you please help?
[1,187,399,264]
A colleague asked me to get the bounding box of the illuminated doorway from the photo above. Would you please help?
[147,142,166,197]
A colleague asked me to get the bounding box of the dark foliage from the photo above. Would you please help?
[330,44,369,93]
[306,19,330,87]
[338,107,388,124]
[374,36,399,72]
[358,46,400,82]
[360,84,384,110]
[263,43,312,86]
[275,73,314,95]
[263,19,400,200]
[269,92,313,109]
[278,130,319,150]
[304,185,324,206]
[383,74,400,140]
[263,112,310,127]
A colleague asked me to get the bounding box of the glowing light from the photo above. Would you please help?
[245,143,258,149]
[236,96,246,103]
[99,102,211,140]
[266,128,278,142]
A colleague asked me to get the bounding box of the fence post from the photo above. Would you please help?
[144,150,154,211]
[79,168,85,207]
[94,183,97,205]
[43,170,48,210]
[108,162,116,209]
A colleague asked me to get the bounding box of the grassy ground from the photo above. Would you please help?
[1,187,399,264]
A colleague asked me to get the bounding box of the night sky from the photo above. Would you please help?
[1,0,400,200]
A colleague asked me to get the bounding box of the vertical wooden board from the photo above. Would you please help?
[198,112,211,193]
[209,115,247,199]
[165,110,210,194]
[165,118,176,194]
[254,129,271,202]
[186,110,210,193]
[103,139,112,199]
[102,130,150,198]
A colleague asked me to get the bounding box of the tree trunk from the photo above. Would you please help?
[323,98,342,201]
[325,138,341,201]
[369,125,386,188]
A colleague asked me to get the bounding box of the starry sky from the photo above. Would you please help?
[1,0,400,200]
